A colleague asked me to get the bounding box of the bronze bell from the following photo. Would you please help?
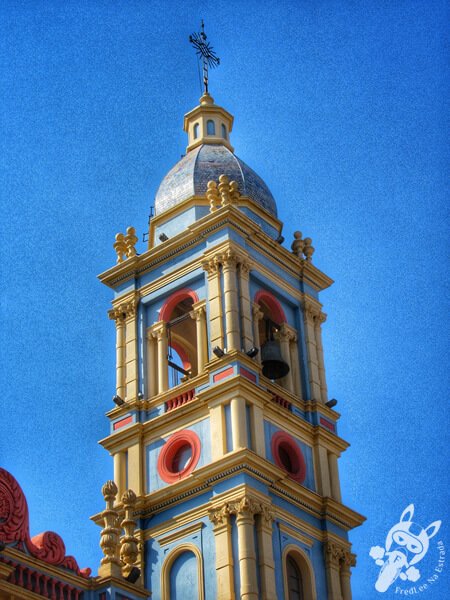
[261,340,290,380]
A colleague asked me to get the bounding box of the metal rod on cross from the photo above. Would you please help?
[189,20,220,94]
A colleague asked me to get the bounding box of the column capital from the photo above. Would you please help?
[220,249,240,269]
[208,503,230,527]
[108,307,126,322]
[108,296,139,321]
[323,540,349,567]
[252,302,264,321]
[190,304,206,322]
[275,323,297,342]
[341,550,356,570]
[301,297,322,321]
[150,321,167,341]
[239,258,252,277]
[202,256,221,275]
[211,494,274,521]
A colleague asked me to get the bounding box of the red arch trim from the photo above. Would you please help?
[254,290,287,324]
[159,288,199,323]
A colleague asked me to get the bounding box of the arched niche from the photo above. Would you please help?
[282,544,317,600]
[161,542,204,600]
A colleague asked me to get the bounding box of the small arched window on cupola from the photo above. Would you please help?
[193,123,199,139]
[221,124,227,139]
[206,119,215,135]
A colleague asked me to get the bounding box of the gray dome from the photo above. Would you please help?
[155,144,277,217]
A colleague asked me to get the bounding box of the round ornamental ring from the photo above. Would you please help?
[271,431,306,483]
[157,430,201,483]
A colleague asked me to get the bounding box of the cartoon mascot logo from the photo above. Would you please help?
[369,504,441,592]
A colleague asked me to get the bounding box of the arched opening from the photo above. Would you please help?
[206,119,215,135]
[221,123,227,139]
[254,290,287,346]
[287,555,303,600]
[283,546,317,600]
[160,289,200,388]
[161,543,204,600]
[193,123,199,139]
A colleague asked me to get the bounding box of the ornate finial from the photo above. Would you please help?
[218,174,231,205]
[291,231,305,258]
[120,489,139,579]
[206,180,220,212]
[303,237,315,262]
[229,180,240,204]
[124,227,138,258]
[113,233,127,264]
[99,481,122,577]
[189,20,220,94]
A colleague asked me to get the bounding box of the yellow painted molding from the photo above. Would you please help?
[278,523,315,548]
[99,200,332,294]
[158,521,204,547]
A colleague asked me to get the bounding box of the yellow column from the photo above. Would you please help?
[315,445,331,497]
[324,542,344,600]
[302,299,321,401]
[113,451,127,500]
[328,452,342,503]
[222,250,240,351]
[239,260,253,351]
[232,497,259,600]
[125,300,138,401]
[289,330,303,399]
[231,397,247,450]
[202,257,224,351]
[276,325,294,393]
[250,404,265,456]
[127,442,143,496]
[210,404,227,459]
[252,303,264,364]
[340,553,355,600]
[315,312,328,403]
[108,309,126,399]
[209,507,235,600]
[146,329,157,398]
[256,508,277,600]
[191,302,208,373]
[153,321,168,394]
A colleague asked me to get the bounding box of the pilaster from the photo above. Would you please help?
[191,300,208,373]
[208,506,235,600]
[202,256,224,350]
[221,249,241,352]
[239,259,254,351]
[302,298,322,401]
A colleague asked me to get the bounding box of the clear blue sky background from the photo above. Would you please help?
[1,1,448,597]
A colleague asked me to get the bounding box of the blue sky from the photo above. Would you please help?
[0,1,448,597]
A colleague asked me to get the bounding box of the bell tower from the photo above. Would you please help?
[96,89,365,599]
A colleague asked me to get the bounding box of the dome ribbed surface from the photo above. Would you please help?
[155,144,277,217]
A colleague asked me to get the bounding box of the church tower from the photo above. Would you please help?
[97,89,365,599]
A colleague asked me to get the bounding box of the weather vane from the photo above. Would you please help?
[189,20,220,94]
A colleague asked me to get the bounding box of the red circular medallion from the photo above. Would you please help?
[157,430,201,483]
[271,431,306,483]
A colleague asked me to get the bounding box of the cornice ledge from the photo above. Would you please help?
[322,497,366,531]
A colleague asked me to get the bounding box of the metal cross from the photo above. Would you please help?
[189,20,220,94]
